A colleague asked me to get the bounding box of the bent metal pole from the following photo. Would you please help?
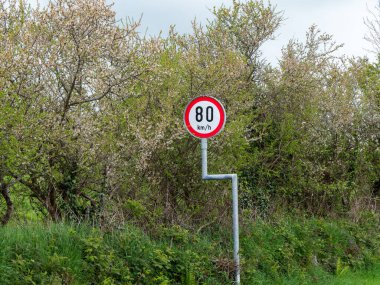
[183,96,240,284]
[201,138,240,284]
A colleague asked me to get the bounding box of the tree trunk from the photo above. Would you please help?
[1,183,13,225]
[46,188,62,221]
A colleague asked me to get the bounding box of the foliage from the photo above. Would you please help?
[241,214,380,283]
[0,3,378,285]
[0,218,379,284]
[0,0,379,284]
[241,25,380,218]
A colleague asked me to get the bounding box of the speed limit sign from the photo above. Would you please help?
[184,95,226,138]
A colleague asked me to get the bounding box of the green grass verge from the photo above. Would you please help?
[0,215,378,284]
[327,264,380,285]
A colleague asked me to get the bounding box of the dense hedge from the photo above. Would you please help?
[0,0,378,229]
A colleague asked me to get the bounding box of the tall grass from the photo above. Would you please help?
[0,222,89,284]
[0,215,378,284]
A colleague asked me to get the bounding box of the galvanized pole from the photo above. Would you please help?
[201,138,240,284]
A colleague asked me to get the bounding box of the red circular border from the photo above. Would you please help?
[184,96,226,138]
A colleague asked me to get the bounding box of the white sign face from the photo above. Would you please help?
[184,96,226,138]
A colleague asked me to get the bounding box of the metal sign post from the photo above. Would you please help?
[184,96,240,284]
[201,138,240,284]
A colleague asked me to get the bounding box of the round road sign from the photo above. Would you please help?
[184,96,226,138]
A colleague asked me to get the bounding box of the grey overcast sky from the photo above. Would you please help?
[29,0,378,64]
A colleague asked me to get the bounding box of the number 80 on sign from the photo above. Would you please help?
[184,96,226,139]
